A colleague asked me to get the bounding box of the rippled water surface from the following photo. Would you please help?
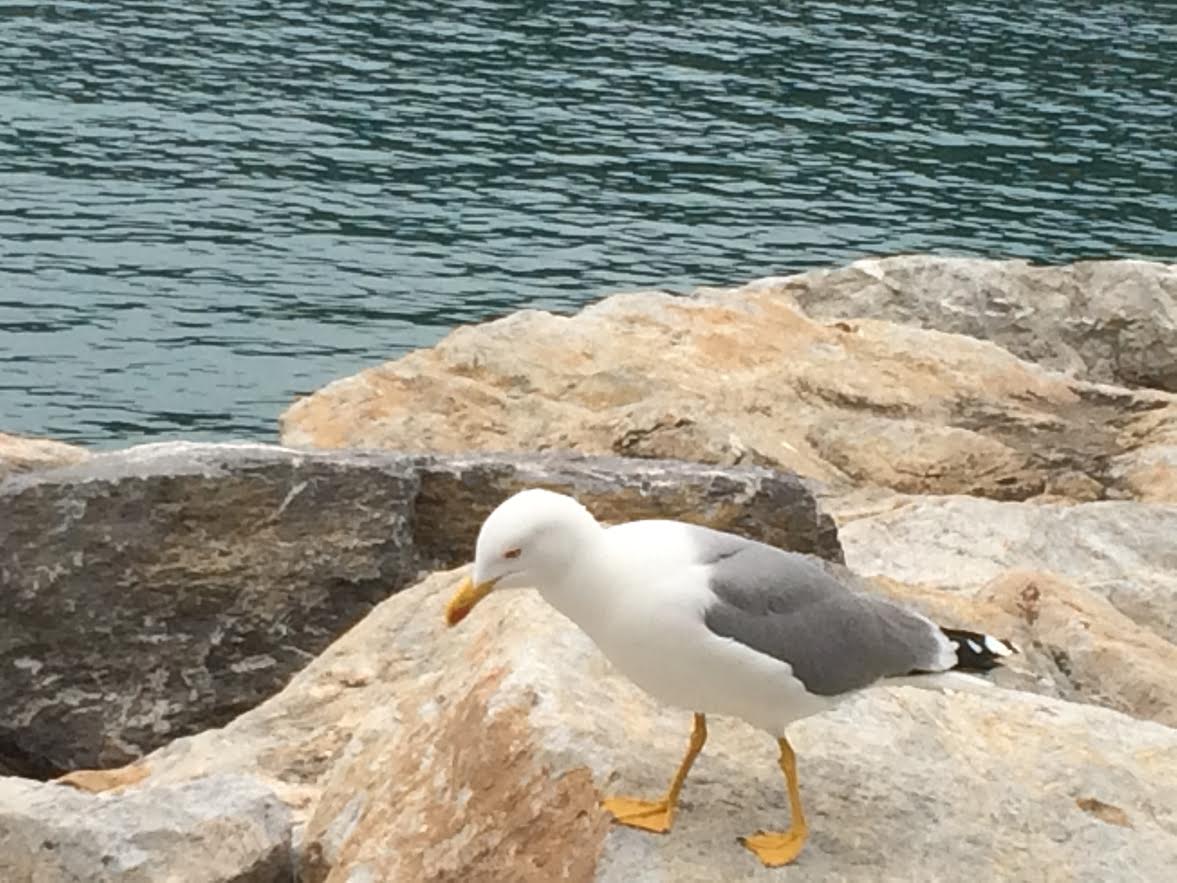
[2,1,1174,445]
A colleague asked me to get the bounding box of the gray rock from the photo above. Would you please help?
[837,496,1177,643]
[776,254,1177,391]
[0,773,291,882]
[0,442,420,778]
[412,450,842,571]
[0,442,838,777]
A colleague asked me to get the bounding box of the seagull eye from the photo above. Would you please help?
[504,548,522,560]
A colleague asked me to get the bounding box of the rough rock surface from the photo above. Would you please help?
[0,442,418,778]
[767,255,1177,391]
[0,773,291,882]
[867,570,1177,729]
[412,447,841,570]
[837,496,1177,644]
[278,263,1177,503]
[120,571,1177,882]
[0,431,90,479]
[0,443,837,777]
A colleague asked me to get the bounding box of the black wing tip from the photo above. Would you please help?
[941,627,1017,672]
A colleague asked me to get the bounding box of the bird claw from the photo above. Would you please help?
[739,827,808,867]
[601,796,674,833]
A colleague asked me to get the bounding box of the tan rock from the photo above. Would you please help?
[299,667,609,883]
[1112,445,1177,502]
[279,269,1177,503]
[1109,401,1177,501]
[130,571,1177,882]
[0,431,89,479]
[806,414,1043,499]
[56,764,151,794]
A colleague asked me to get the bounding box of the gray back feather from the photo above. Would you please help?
[689,525,948,696]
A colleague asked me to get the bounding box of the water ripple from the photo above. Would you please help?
[0,0,1174,445]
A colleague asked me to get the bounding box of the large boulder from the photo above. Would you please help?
[119,571,1177,882]
[837,496,1177,644]
[411,448,841,569]
[278,265,1177,503]
[763,255,1177,391]
[866,570,1177,729]
[0,443,837,777]
[0,773,291,882]
[0,442,419,778]
[0,431,89,480]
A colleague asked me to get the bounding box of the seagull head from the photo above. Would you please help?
[444,488,601,626]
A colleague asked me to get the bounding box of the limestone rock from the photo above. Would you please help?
[772,254,1177,391]
[837,496,1177,644]
[979,571,1177,728]
[0,773,291,882]
[1109,401,1177,502]
[1,443,837,777]
[866,571,1177,729]
[133,572,1177,882]
[0,431,89,479]
[278,265,1177,503]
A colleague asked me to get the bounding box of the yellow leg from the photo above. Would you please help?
[740,736,809,867]
[602,713,707,834]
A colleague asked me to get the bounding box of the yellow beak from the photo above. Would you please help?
[445,574,499,626]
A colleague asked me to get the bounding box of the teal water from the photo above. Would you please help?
[2,1,1174,446]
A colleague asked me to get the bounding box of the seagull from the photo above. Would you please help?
[444,488,1014,866]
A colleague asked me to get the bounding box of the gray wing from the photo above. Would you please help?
[687,525,950,696]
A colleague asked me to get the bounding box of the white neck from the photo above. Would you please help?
[533,525,622,637]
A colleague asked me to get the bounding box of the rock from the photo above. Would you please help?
[0,431,89,480]
[770,255,1177,392]
[0,773,291,882]
[804,413,1042,499]
[278,270,1177,503]
[1108,401,1177,502]
[56,764,152,794]
[130,571,1177,881]
[979,571,1177,728]
[837,496,1177,644]
[0,442,837,777]
[411,449,842,571]
[0,441,419,778]
[865,571,1177,729]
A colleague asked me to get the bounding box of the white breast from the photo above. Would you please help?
[544,520,837,735]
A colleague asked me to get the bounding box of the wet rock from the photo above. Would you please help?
[411,450,842,571]
[0,442,420,777]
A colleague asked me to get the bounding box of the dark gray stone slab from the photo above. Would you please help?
[1,443,420,776]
